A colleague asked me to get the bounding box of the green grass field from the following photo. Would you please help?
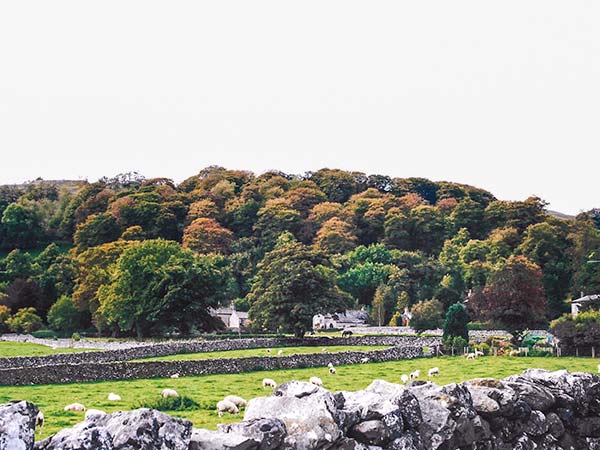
[135,345,390,361]
[1,355,598,439]
[0,342,93,357]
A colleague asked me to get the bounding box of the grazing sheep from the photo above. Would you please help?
[360,357,369,364]
[161,388,179,398]
[310,376,323,387]
[277,349,284,356]
[35,411,44,435]
[597,363,600,373]
[85,409,106,420]
[341,329,353,338]
[322,347,328,353]
[266,348,272,354]
[64,403,86,412]
[401,374,409,384]
[509,349,520,357]
[262,378,277,389]
[474,350,484,357]
[327,362,334,369]
[409,370,420,380]
[428,367,440,377]
[223,395,247,408]
[107,393,121,401]
[170,373,180,379]
[217,399,239,417]
[465,352,476,360]
[328,366,337,375]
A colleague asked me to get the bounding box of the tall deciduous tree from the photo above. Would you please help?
[98,239,231,337]
[470,255,547,332]
[247,233,351,337]
[443,302,469,343]
[182,218,234,254]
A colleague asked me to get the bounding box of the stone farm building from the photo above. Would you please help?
[312,309,369,330]
[212,305,249,330]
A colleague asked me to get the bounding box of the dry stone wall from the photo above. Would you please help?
[4,369,600,450]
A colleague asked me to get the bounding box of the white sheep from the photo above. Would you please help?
[35,411,44,435]
[329,366,337,375]
[85,409,106,420]
[508,350,520,357]
[409,370,420,379]
[401,374,409,384]
[262,378,277,389]
[474,350,484,357]
[428,367,439,377]
[161,388,179,398]
[360,357,369,364]
[322,348,328,353]
[170,373,180,379]
[597,363,600,373]
[465,352,476,360]
[310,376,323,386]
[107,393,121,401]
[277,349,284,356]
[216,399,239,417]
[64,403,86,412]
[223,395,247,408]
[327,362,334,369]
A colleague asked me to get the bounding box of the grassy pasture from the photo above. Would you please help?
[0,342,93,357]
[1,355,598,439]
[135,345,390,361]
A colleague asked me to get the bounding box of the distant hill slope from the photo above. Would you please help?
[547,210,576,220]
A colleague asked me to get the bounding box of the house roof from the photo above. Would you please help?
[571,294,600,304]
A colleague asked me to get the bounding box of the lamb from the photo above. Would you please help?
[327,362,334,369]
[223,395,247,408]
[509,349,520,357]
[35,411,44,435]
[465,352,476,360]
[170,373,180,379]
[107,392,121,401]
[428,367,439,377]
[216,399,239,417]
[328,366,337,375]
[262,378,277,389]
[322,347,328,353]
[161,388,179,398]
[277,349,284,356]
[360,357,369,364]
[474,350,484,357]
[64,403,86,412]
[310,376,323,386]
[401,374,409,384]
[85,409,106,420]
[409,370,420,379]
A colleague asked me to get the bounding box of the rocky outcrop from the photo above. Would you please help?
[8,368,600,450]
[0,400,39,450]
[35,408,192,450]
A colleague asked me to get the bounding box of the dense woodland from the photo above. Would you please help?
[0,167,598,338]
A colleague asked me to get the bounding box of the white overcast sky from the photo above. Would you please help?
[0,1,598,214]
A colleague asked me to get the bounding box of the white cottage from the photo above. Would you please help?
[212,304,249,330]
[313,309,369,330]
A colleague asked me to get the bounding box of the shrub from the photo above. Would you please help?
[71,332,81,341]
[410,299,444,333]
[6,307,42,333]
[138,396,199,412]
[31,329,58,339]
[476,342,491,355]
[0,305,10,333]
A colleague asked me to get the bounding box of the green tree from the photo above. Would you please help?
[313,218,357,255]
[98,239,230,337]
[47,295,90,335]
[410,298,444,333]
[6,307,42,333]
[4,249,35,281]
[247,233,351,337]
[74,213,122,251]
[442,302,469,343]
[1,201,43,249]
